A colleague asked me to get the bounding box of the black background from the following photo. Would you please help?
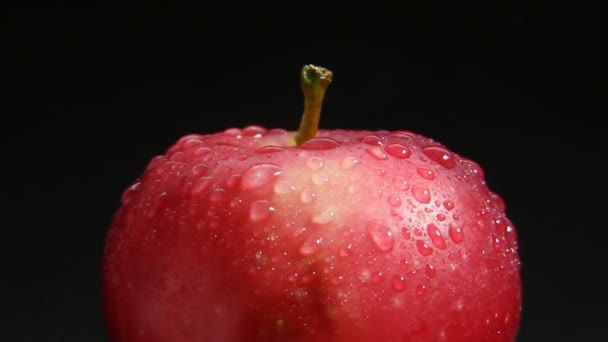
[5,4,603,341]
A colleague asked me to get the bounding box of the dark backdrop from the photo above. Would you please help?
[5,4,602,341]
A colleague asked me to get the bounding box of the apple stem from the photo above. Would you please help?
[294,65,333,145]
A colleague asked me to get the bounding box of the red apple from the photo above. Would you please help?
[102,65,521,341]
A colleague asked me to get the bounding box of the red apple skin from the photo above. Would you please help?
[102,126,521,342]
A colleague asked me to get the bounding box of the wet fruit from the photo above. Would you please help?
[102,65,522,341]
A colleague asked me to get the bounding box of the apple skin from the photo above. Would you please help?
[102,126,521,341]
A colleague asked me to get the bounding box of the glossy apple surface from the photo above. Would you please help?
[102,126,521,341]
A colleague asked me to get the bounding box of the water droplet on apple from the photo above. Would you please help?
[242,125,267,136]
[207,205,218,217]
[339,243,353,257]
[299,137,339,150]
[306,156,325,170]
[341,156,360,170]
[168,151,185,162]
[274,180,296,195]
[249,200,275,223]
[390,209,399,218]
[385,144,411,159]
[241,163,282,190]
[372,271,384,283]
[487,194,505,212]
[299,235,323,255]
[300,189,316,203]
[370,188,383,198]
[208,216,220,229]
[229,197,242,208]
[494,217,512,234]
[225,174,241,189]
[313,207,336,224]
[392,275,406,291]
[191,176,213,195]
[256,146,286,153]
[366,147,387,160]
[425,264,437,278]
[359,270,372,283]
[416,166,435,180]
[401,227,411,240]
[193,146,213,157]
[387,195,402,207]
[448,223,464,243]
[412,184,431,204]
[462,158,485,179]
[266,128,288,136]
[415,284,427,296]
[393,176,410,191]
[416,240,433,256]
[443,200,455,211]
[366,220,395,252]
[224,128,242,137]
[181,137,203,148]
[422,146,456,169]
[394,131,417,139]
[492,234,503,252]
[436,213,446,221]
[120,182,141,205]
[311,173,329,186]
[495,216,517,250]
[191,164,209,177]
[145,192,166,218]
[363,135,381,145]
[169,162,183,172]
[427,224,447,250]
[144,155,165,173]
[209,188,225,204]
[330,275,345,284]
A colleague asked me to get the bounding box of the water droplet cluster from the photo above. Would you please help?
[115,126,520,328]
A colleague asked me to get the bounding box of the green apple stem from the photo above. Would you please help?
[294,65,333,145]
